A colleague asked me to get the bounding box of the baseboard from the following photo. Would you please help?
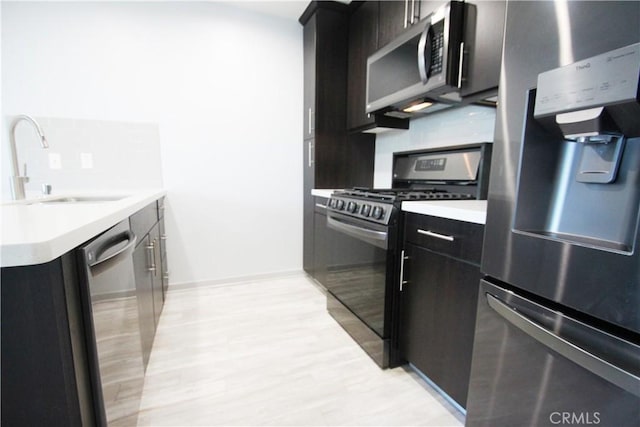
[167,269,307,292]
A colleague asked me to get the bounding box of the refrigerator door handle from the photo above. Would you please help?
[486,293,640,398]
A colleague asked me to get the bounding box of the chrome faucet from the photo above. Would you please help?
[9,115,49,200]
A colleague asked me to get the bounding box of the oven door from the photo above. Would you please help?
[324,211,397,348]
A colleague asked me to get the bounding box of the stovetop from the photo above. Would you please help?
[327,188,475,226]
[335,188,475,203]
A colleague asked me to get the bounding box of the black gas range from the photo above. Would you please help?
[322,144,492,368]
[329,188,475,225]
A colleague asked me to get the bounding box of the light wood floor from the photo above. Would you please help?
[134,274,465,426]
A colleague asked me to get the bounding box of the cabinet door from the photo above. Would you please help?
[303,139,315,275]
[459,1,505,98]
[313,207,328,286]
[133,236,155,368]
[347,1,378,130]
[159,217,169,300]
[378,0,407,49]
[1,256,88,426]
[149,223,163,327]
[399,243,481,408]
[303,13,316,140]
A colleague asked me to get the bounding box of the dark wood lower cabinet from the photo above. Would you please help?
[133,235,157,368]
[159,215,169,300]
[313,204,328,286]
[400,243,481,407]
[399,213,484,409]
[132,210,165,369]
[1,199,167,425]
[1,255,94,426]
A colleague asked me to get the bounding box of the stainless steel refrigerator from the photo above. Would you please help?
[466,2,640,426]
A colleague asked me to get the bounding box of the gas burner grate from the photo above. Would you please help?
[336,188,474,203]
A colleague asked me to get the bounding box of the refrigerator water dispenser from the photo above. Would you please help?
[513,43,640,253]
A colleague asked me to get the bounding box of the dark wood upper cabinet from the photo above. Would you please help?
[377,0,407,49]
[347,1,378,131]
[377,0,445,49]
[459,1,506,99]
[301,5,349,146]
[303,13,317,140]
[300,2,351,275]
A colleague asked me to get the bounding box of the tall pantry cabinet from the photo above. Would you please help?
[300,2,350,276]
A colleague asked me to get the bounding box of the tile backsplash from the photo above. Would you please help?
[7,117,163,197]
[374,105,496,188]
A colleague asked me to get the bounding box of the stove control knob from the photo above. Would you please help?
[336,200,345,210]
[347,201,358,213]
[361,204,371,217]
[329,199,336,209]
[372,206,385,219]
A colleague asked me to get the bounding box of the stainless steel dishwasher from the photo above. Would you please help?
[78,220,145,426]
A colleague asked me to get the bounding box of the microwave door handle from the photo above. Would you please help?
[418,23,432,84]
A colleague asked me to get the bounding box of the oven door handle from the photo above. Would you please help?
[327,216,388,250]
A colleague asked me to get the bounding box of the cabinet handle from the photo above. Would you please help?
[308,141,314,167]
[308,108,314,135]
[146,242,156,272]
[458,42,465,88]
[410,0,416,25]
[418,229,455,242]
[399,250,409,291]
[161,234,167,241]
[404,0,409,28]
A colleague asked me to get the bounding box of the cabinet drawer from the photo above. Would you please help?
[404,213,484,264]
[129,202,158,243]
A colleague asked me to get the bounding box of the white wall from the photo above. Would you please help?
[2,1,303,285]
[6,117,164,194]
[374,105,496,188]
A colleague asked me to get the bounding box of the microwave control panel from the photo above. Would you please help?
[430,20,445,76]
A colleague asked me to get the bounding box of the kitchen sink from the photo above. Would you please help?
[34,195,129,204]
[1,195,130,206]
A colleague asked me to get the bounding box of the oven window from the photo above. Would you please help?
[323,223,389,338]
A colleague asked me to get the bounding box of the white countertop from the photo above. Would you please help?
[311,189,340,198]
[1,189,166,267]
[402,200,488,225]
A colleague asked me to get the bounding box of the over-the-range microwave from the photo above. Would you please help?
[366,1,466,116]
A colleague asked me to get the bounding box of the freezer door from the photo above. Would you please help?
[466,279,640,427]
